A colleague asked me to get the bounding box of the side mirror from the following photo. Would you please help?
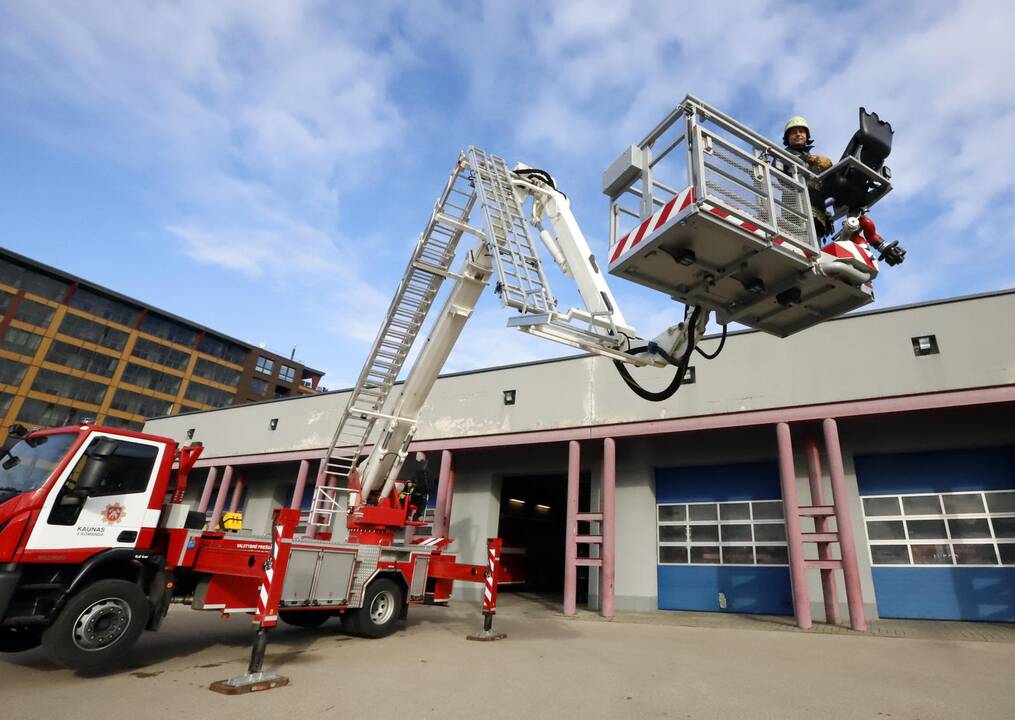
[86,438,119,459]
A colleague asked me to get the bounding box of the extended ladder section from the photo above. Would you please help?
[310,163,479,521]
[467,147,556,315]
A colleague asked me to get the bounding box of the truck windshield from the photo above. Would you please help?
[0,433,78,501]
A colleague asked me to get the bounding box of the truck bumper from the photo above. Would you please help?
[0,567,21,621]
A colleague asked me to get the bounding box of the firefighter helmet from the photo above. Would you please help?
[783,115,811,147]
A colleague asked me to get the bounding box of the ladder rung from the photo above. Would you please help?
[804,559,842,570]
[575,558,602,567]
[798,505,836,517]
[576,513,603,522]
[576,535,602,544]
[801,532,839,543]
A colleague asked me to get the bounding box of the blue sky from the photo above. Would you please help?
[1,1,1013,387]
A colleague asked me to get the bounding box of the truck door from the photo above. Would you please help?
[24,432,165,554]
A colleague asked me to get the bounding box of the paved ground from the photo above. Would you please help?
[3,594,1014,719]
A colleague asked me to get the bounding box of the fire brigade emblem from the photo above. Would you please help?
[102,503,127,525]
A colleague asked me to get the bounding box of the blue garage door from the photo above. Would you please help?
[856,446,1015,621]
[656,462,792,615]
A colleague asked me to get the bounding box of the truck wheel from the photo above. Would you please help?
[42,579,150,670]
[345,579,402,638]
[279,610,331,628]
[0,627,42,653]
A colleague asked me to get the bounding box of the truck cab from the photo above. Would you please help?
[0,423,182,664]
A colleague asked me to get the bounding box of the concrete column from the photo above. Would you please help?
[777,423,812,629]
[441,460,457,536]
[209,465,234,530]
[434,450,453,537]
[197,466,218,513]
[823,418,869,632]
[564,440,580,616]
[228,474,245,513]
[805,433,840,625]
[290,460,310,510]
[601,437,616,619]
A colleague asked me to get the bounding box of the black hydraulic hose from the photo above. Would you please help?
[613,307,703,402]
[695,324,728,360]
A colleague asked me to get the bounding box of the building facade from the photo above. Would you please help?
[145,289,1015,624]
[0,248,324,445]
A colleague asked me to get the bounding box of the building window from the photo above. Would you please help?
[131,337,190,371]
[45,340,119,378]
[68,287,140,327]
[657,499,789,566]
[278,364,296,383]
[31,368,108,405]
[192,357,241,387]
[0,392,13,418]
[120,362,182,396]
[249,378,270,396]
[255,356,274,376]
[17,398,89,427]
[109,389,173,418]
[0,258,68,301]
[0,357,28,387]
[139,313,198,347]
[100,415,145,432]
[199,335,246,365]
[862,490,1015,566]
[0,289,14,315]
[0,327,42,356]
[59,314,128,351]
[183,380,235,408]
[13,298,55,328]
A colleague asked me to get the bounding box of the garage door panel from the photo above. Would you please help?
[872,568,1015,621]
[658,566,793,614]
[857,446,1015,622]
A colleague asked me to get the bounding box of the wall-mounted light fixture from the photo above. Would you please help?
[503,389,516,405]
[269,418,279,430]
[911,335,939,357]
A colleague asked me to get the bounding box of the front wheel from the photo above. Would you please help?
[344,579,402,638]
[42,579,150,670]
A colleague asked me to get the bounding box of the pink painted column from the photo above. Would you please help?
[290,459,310,510]
[440,461,456,536]
[564,440,580,617]
[601,437,616,619]
[822,418,868,632]
[776,423,812,629]
[196,466,218,513]
[227,473,245,513]
[208,465,234,530]
[434,450,453,537]
[805,433,840,626]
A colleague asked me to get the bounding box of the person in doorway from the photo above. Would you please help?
[783,115,834,238]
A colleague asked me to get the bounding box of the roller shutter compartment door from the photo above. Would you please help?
[857,446,1015,621]
[655,462,792,615]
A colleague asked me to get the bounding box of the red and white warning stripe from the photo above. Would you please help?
[482,544,497,614]
[820,239,879,273]
[609,186,695,265]
[413,536,444,547]
[257,522,283,626]
[701,202,817,260]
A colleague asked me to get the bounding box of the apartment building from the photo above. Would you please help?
[0,247,324,445]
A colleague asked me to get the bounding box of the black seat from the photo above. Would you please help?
[840,107,893,171]
[817,107,894,213]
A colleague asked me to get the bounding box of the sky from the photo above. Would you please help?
[1,1,1013,388]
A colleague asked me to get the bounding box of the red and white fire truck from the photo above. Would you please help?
[0,96,903,675]
[0,423,500,670]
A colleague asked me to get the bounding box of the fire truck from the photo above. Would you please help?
[0,96,903,674]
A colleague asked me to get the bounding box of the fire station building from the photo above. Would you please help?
[145,289,1015,625]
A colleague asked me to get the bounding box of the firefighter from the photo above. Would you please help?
[783,115,834,238]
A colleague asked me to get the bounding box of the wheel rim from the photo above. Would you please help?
[72,597,132,652]
[368,590,395,625]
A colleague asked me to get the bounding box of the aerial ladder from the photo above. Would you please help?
[310,95,905,540]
